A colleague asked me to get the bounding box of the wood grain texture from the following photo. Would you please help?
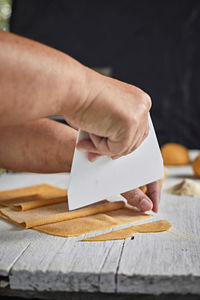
[0,173,124,293]
[0,173,68,277]
[9,192,200,294]
[9,232,123,293]
[117,193,200,294]
[0,219,37,276]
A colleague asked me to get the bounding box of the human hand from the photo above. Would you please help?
[121,180,162,213]
[65,69,151,161]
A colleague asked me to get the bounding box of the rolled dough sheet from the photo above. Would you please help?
[34,207,151,237]
[82,220,172,241]
[0,184,67,209]
[12,196,67,211]
[0,184,151,237]
[0,200,126,228]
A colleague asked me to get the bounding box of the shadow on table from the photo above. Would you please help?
[168,174,196,180]
[1,290,200,300]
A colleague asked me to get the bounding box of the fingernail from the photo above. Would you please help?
[76,146,87,152]
[89,158,96,162]
[139,198,152,211]
[88,155,98,162]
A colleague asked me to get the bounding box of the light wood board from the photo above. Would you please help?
[0,153,200,295]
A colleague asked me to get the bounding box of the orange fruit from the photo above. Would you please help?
[139,185,147,194]
[162,167,167,181]
[161,143,190,166]
[192,154,200,177]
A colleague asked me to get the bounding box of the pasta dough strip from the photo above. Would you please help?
[82,220,172,241]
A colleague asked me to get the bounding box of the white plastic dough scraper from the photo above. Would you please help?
[68,115,164,210]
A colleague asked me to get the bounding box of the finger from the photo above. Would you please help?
[111,127,147,160]
[76,139,101,154]
[87,152,102,162]
[91,132,137,157]
[132,126,149,151]
[111,154,121,160]
[76,137,125,160]
[128,120,149,154]
[117,119,148,158]
[122,188,153,212]
[90,134,113,155]
[111,122,149,160]
[135,121,149,147]
[89,133,102,148]
[110,131,140,159]
[146,180,162,213]
[77,134,112,156]
[64,118,79,130]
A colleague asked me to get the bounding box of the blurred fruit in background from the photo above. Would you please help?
[161,143,190,166]
[192,154,200,178]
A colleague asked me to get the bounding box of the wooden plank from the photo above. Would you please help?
[99,240,123,293]
[9,230,123,293]
[0,276,9,288]
[0,173,124,293]
[0,219,37,276]
[2,173,124,293]
[117,193,200,295]
[99,156,200,294]
[0,173,69,277]
[9,232,67,291]
[2,151,200,295]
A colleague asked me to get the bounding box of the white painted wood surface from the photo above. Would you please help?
[117,193,200,294]
[0,150,200,295]
[0,219,36,277]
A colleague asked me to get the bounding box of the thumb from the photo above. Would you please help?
[121,188,153,212]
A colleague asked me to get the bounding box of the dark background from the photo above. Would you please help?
[10,0,200,148]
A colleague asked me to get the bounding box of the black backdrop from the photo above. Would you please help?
[10,0,200,148]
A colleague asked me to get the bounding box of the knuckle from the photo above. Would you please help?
[146,93,152,109]
[144,130,149,139]
[140,92,152,111]
[119,141,130,154]
[144,93,152,110]
[122,115,138,136]
[120,111,135,128]
[108,140,125,155]
[126,118,136,133]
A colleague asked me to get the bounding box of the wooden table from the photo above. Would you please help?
[0,151,200,299]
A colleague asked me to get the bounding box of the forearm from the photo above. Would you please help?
[0,31,87,127]
[0,118,77,173]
